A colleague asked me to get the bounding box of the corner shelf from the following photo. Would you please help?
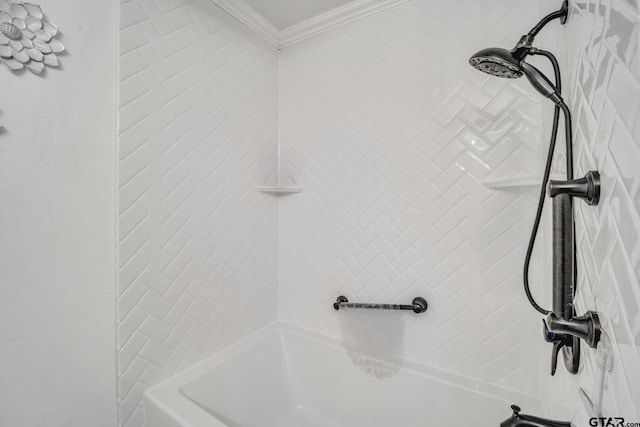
[256,186,304,195]
[481,176,543,190]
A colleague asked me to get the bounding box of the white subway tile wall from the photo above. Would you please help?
[278,0,547,397]
[117,0,279,425]
[540,0,640,423]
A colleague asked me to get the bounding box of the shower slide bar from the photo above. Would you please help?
[333,296,428,314]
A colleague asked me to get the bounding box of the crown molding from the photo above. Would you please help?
[210,0,280,48]
[210,0,413,50]
[279,0,413,48]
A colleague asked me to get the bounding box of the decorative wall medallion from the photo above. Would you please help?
[0,1,64,74]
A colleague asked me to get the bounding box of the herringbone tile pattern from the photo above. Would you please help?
[117,0,279,425]
[539,0,640,423]
[116,0,639,424]
[278,0,546,396]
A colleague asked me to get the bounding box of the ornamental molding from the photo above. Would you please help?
[210,0,413,49]
[210,0,279,48]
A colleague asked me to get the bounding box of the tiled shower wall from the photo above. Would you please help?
[539,0,640,423]
[278,0,548,396]
[116,0,640,424]
[117,0,279,425]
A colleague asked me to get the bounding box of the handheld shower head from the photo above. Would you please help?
[520,62,562,103]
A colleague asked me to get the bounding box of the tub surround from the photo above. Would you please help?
[120,0,545,424]
[117,0,640,426]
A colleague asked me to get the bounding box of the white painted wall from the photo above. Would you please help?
[0,0,118,426]
[117,0,279,425]
[277,0,546,397]
[538,0,640,423]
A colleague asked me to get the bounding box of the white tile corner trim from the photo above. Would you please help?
[210,0,414,49]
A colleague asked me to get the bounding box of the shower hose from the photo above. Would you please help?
[522,49,575,316]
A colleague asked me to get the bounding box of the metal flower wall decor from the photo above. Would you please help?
[0,0,63,74]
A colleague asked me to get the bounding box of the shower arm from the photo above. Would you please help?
[514,0,569,55]
[528,0,569,38]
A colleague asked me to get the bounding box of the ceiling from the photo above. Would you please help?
[241,0,359,30]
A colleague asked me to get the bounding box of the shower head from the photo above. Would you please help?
[468,1,569,102]
[469,48,562,104]
[468,47,523,79]
[468,0,568,78]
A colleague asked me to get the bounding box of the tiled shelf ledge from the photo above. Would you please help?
[256,186,304,195]
[481,176,543,190]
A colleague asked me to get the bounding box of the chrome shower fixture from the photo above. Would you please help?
[468,0,603,376]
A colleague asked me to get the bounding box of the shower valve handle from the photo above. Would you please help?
[543,320,565,376]
[543,320,562,343]
[550,341,563,376]
[546,312,602,349]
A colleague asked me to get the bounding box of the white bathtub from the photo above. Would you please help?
[145,323,541,427]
